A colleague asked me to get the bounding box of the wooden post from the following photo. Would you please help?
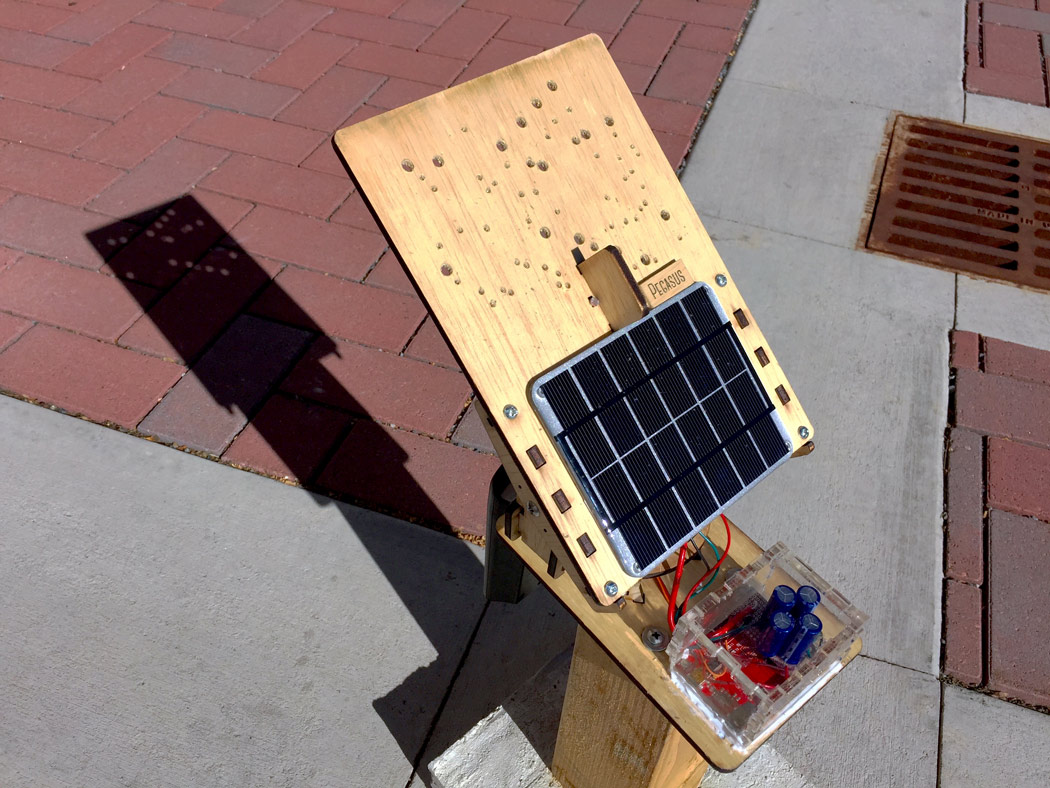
[553,628,708,788]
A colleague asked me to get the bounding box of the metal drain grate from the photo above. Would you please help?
[867,115,1050,290]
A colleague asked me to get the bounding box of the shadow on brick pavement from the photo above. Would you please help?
[85,195,562,785]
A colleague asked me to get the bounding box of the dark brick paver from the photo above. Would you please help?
[944,330,1050,709]
[0,0,757,536]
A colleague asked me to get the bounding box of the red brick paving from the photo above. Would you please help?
[988,508,1050,707]
[223,393,352,482]
[0,254,156,341]
[138,314,311,452]
[317,419,500,534]
[965,1,1050,107]
[280,336,471,437]
[0,0,756,535]
[944,330,1050,708]
[0,324,184,428]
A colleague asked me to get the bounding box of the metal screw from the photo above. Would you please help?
[527,501,540,516]
[503,404,519,419]
[641,626,669,652]
[604,581,619,597]
[715,274,728,287]
[798,426,810,439]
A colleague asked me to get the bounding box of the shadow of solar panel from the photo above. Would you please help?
[531,283,793,575]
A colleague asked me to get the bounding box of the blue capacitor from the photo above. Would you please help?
[782,612,823,665]
[794,585,821,617]
[757,611,795,658]
[762,585,796,624]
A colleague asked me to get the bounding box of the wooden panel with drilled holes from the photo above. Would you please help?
[334,35,812,606]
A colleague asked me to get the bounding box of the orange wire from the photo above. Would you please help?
[698,649,727,679]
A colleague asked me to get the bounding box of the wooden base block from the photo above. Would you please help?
[553,628,708,788]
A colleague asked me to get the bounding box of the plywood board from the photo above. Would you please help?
[334,35,812,605]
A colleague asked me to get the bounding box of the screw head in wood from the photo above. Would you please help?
[604,581,619,597]
[799,426,810,439]
[715,274,728,287]
[642,627,669,652]
[503,404,519,419]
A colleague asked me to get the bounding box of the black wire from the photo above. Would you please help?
[642,539,712,580]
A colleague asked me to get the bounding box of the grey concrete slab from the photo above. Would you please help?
[729,0,964,119]
[426,655,940,788]
[698,219,955,674]
[702,656,940,788]
[682,79,890,249]
[413,588,576,786]
[427,649,571,788]
[964,94,1050,141]
[940,685,1050,788]
[0,395,485,788]
[956,277,1050,354]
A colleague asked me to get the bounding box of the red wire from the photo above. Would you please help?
[655,576,671,604]
[667,545,688,632]
[680,514,733,618]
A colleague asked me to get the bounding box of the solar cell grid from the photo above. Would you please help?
[531,283,792,575]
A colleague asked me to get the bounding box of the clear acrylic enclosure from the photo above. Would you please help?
[668,542,868,754]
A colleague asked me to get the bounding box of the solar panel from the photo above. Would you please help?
[531,282,793,576]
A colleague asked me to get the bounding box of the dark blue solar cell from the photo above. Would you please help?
[540,370,588,430]
[727,373,770,425]
[654,303,698,356]
[598,400,643,454]
[653,365,694,416]
[575,353,618,408]
[602,335,645,389]
[594,464,639,522]
[618,511,664,569]
[706,329,745,380]
[750,414,791,466]
[626,381,671,434]
[703,389,743,442]
[682,287,722,339]
[566,418,615,476]
[677,469,717,523]
[679,347,719,399]
[726,433,765,485]
[677,406,719,460]
[532,284,791,573]
[629,320,672,370]
[622,444,666,500]
[701,450,743,504]
[651,425,692,478]
[647,490,691,545]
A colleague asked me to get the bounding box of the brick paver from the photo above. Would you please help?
[965,1,1050,107]
[0,0,757,534]
[943,330,1050,709]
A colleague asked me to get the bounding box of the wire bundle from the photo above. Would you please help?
[656,514,733,632]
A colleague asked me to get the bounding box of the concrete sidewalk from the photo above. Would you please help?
[0,393,576,787]
[4,0,1050,787]
[679,0,1050,785]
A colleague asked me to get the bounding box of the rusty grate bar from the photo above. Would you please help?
[867,115,1050,289]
